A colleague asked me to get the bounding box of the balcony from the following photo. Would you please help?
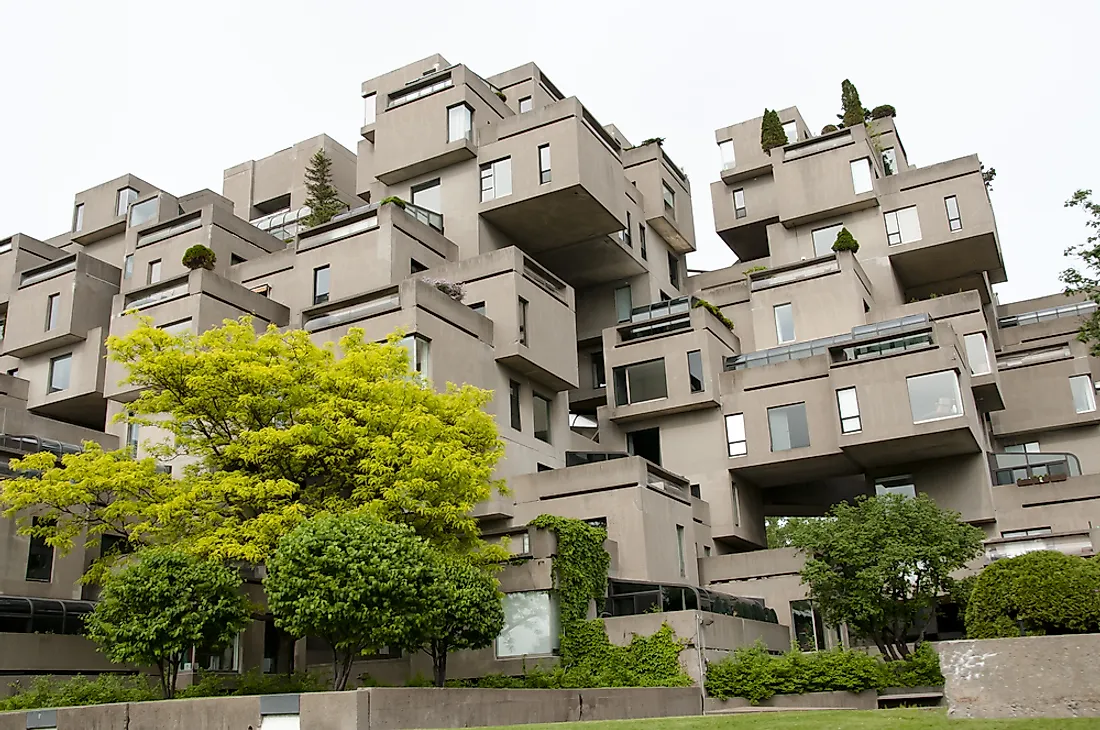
[990,353,1100,436]
[0,234,66,305]
[70,173,159,245]
[623,141,695,253]
[990,451,1081,486]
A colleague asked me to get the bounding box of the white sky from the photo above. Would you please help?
[2,0,1097,305]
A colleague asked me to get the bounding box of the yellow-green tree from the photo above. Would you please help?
[0,317,505,572]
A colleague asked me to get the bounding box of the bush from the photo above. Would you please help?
[379,196,407,208]
[831,227,860,253]
[640,137,665,147]
[820,124,839,135]
[965,550,1100,639]
[176,669,329,699]
[182,244,217,271]
[0,674,157,711]
[692,298,734,331]
[880,643,943,688]
[760,109,788,152]
[423,278,465,302]
[870,104,897,120]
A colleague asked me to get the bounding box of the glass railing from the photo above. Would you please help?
[20,257,76,287]
[404,203,444,233]
[124,281,189,312]
[386,76,453,109]
[630,296,692,323]
[297,210,379,250]
[137,213,201,248]
[990,451,1082,485]
[997,345,1073,370]
[750,259,840,291]
[835,331,934,363]
[303,294,399,333]
[0,434,82,458]
[565,451,628,467]
[998,301,1097,328]
[602,579,778,623]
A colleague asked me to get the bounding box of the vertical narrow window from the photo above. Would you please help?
[668,253,679,288]
[639,224,647,260]
[116,187,138,216]
[719,139,736,169]
[768,403,810,451]
[363,93,377,125]
[518,96,533,113]
[850,158,873,194]
[72,203,84,233]
[614,285,632,323]
[480,158,512,202]
[676,525,686,577]
[25,517,55,582]
[725,413,746,457]
[662,182,675,213]
[591,352,606,388]
[964,333,991,375]
[48,353,72,393]
[687,350,704,393]
[148,259,162,285]
[509,380,522,431]
[782,120,798,144]
[836,387,861,434]
[123,254,134,280]
[731,478,741,525]
[1069,375,1097,414]
[447,103,473,143]
[411,178,442,213]
[882,148,897,175]
[622,211,632,247]
[774,303,795,344]
[945,195,963,231]
[313,265,330,305]
[45,293,60,331]
[126,420,141,457]
[538,144,551,184]
[733,189,746,219]
[399,334,431,377]
[884,206,922,245]
[533,393,552,443]
[518,298,529,346]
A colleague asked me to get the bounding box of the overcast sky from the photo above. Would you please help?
[2,1,1096,304]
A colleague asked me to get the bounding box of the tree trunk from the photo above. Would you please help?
[332,647,343,691]
[432,641,448,688]
[157,659,169,699]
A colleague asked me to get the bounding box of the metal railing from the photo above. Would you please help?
[20,256,76,287]
[565,451,627,467]
[123,281,189,312]
[602,579,778,623]
[0,434,82,458]
[998,301,1098,328]
[404,203,444,234]
[990,451,1083,485]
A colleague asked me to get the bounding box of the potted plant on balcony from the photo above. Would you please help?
[181,244,217,271]
[832,228,860,254]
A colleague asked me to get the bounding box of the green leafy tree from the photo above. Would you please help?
[301,150,344,228]
[765,516,823,549]
[181,244,217,271]
[839,79,867,128]
[83,549,251,699]
[760,109,788,152]
[1061,189,1100,355]
[264,513,443,691]
[788,494,984,660]
[832,227,860,253]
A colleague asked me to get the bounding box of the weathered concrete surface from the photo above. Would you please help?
[366,688,581,729]
[705,689,878,712]
[0,711,24,730]
[936,635,1100,718]
[580,687,702,720]
[300,689,363,730]
[128,695,261,730]
[58,702,128,729]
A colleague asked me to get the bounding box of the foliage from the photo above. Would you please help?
[640,137,666,147]
[878,642,943,688]
[765,517,823,549]
[529,515,610,638]
[839,80,868,128]
[871,104,897,120]
[760,109,788,152]
[302,150,345,228]
[0,674,158,711]
[787,494,984,661]
[177,668,328,698]
[495,90,507,101]
[182,244,217,271]
[965,550,1100,639]
[265,513,445,691]
[820,124,839,135]
[1,318,504,568]
[379,196,407,208]
[743,265,768,277]
[692,298,735,330]
[831,227,860,253]
[981,164,997,191]
[1061,189,1100,356]
[83,549,252,699]
[423,278,465,302]
[946,573,978,617]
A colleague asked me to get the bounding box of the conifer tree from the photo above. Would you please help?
[302,150,344,228]
[760,109,788,152]
[839,80,867,128]
[832,227,860,253]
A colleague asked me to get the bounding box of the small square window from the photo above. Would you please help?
[768,402,810,451]
[519,97,533,113]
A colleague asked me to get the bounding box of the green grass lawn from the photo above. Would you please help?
[481,709,1100,729]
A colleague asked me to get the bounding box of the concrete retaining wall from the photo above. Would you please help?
[935,634,1100,718]
[705,689,878,712]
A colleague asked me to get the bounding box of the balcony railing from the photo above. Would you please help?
[303,293,399,333]
[250,205,311,241]
[998,301,1097,328]
[137,213,202,248]
[565,451,627,467]
[404,203,444,234]
[123,281,189,312]
[618,296,694,341]
[386,75,453,109]
[603,579,778,623]
[20,256,76,287]
[990,451,1083,486]
[997,344,1073,370]
[0,434,83,458]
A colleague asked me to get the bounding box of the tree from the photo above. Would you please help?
[0,318,505,568]
[301,150,344,228]
[760,109,788,152]
[788,494,984,660]
[264,513,444,691]
[765,516,823,549]
[416,556,505,687]
[832,227,860,253]
[83,549,252,699]
[1061,189,1100,355]
[839,79,867,128]
[182,244,217,271]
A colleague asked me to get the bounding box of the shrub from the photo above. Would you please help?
[760,109,788,152]
[423,278,465,302]
[379,196,407,208]
[692,298,734,330]
[820,124,839,135]
[871,104,896,120]
[640,137,665,147]
[840,80,866,128]
[743,265,768,277]
[705,644,778,704]
[0,674,157,711]
[880,643,943,688]
[182,244,216,271]
[831,227,860,253]
[495,90,507,101]
[965,550,1100,639]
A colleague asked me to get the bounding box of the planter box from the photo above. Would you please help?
[705,689,878,712]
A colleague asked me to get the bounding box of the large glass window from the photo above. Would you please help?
[724,413,748,457]
[875,475,916,499]
[782,121,798,144]
[1070,375,1097,414]
[538,144,551,184]
[687,350,704,393]
[313,265,330,305]
[907,370,963,423]
[774,303,795,344]
[496,591,559,657]
[811,223,843,257]
[447,103,473,143]
[768,403,810,451]
[836,387,861,434]
[882,148,897,176]
[613,359,668,406]
[182,635,240,672]
[533,393,552,443]
[45,293,60,331]
[884,206,922,245]
[945,195,962,231]
[733,189,746,219]
[509,380,522,431]
[662,182,675,212]
[363,93,376,125]
[964,332,991,375]
[411,179,442,213]
[116,187,138,217]
[850,158,873,194]
[719,139,736,169]
[129,197,159,228]
[614,285,632,323]
[480,158,512,202]
[627,427,661,465]
[73,203,84,233]
[791,599,828,652]
[48,353,72,393]
[25,517,55,582]
[1004,441,1040,454]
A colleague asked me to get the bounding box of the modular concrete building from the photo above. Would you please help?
[1,56,1098,688]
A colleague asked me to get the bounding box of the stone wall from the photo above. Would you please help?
[935,634,1100,718]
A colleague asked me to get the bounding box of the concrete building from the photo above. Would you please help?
[1,56,1098,689]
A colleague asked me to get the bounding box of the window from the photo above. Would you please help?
[964,332,991,375]
[768,402,810,451]
[850,158,873,194]
[518,298,529,346]
[907,370,963,423]
[811,223,843,257]
[639,224,647,260]
[1070,375,1096,414]
[782,121,798,144]
[480,158,512,202]
[411,178,442,214]
[496,591,558,657]
[1005,442,1040,454]
[884,206,922,245]
[791,600,827,652]
[518,96,533,114]
[312,265,330,305]
[446,103,473,143]
[591,352,606,388]
[45,293,60,331]
[230,253,244,266]
[733,189,746,219]
[621,211,632,247]
[251,284,271,298]
[398,334,430,377]
[126,421,140,457]
[25,517,55,582]
[687,350,704,393]
[626,427,661,465]
[774,303,795,344]
[48,353,72,393]
[467,301,486,316]
[719,139,736,169]
[182,635,240,672]
[613,359,668,405]
[882,148,897,176]
[116,187,138,216]
[875,475,916,499]
[1001,527,1053,539]
[162,319,192,337]
[363,93,376,125]
[668,253,679,288]
[533,393,552,443]
[538,144,551,184]
[945,195,962,231]
[725,414,746,457]
[676,525,686,577]
[836,387,861,434]
[129,197,158,228]
[509,380,522,431]
[614,285,632,323]
[410,259,428,274]
[72,203,84,233]
[662,181,675,212]
[689,484,701,498]
[147,259,162,285]
[0,317,4,341]
[123,254,134,279]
